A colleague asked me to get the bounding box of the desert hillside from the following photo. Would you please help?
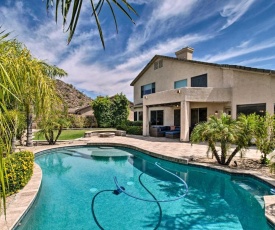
[55,79,93,109]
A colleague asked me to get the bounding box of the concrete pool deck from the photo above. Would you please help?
[1,134,275,229]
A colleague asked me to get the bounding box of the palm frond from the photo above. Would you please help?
[46,0,137,45]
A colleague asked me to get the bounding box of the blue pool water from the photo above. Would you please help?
[17,146,273,229]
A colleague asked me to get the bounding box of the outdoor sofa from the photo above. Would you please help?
[149,125,171,137]
[165,126,180,139]
[149,125,180,138]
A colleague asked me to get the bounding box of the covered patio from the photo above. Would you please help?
[141,87,232,141]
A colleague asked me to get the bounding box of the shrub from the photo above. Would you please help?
[68,115,85,128]
[116,120,142,135]
[1,151,34,195]
[126,126,142,135]
[83,116,97,128]
[127,121,142,126]
[116,123,127,131]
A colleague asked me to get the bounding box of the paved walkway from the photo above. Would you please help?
[1,135,275,229]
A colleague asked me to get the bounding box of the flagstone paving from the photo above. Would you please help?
[1,135,275,229]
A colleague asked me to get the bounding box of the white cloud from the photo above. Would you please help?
[238,55,275,66]
[1,0,275,102]
[59,32,214,100]
[125,0,199,54]
[220,0,255,30]
[237,40,251,48]
[118,33,214,72]
[59,54,136,99]
[202,39,275,63]
[127,0,152,5]
[152,0,198,21]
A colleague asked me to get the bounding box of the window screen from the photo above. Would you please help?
[191,74,207,87]
[237,103,266,116]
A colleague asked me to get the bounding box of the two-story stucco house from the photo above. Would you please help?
[130,47,275,142]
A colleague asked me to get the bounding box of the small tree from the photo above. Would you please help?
[92,96,112,128]
[254,113,275,164]
[37,107,70,145]
[111,93,129,127]
[191,113,256,165]
[92,94,130,128]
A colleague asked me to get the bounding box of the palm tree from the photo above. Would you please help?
[37,104,71,145]
[1,39,67,147]
[0,33,23,214]
[191,113,256,165]
[0,33,67,212]
[21,61,67,147]
[253,113,275,164]
[45,0,137,45]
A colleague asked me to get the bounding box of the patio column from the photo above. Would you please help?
[143,105,149,136]
[266,102,274,115]
[180,101,190,142]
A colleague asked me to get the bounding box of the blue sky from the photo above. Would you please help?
[1,0,275,101]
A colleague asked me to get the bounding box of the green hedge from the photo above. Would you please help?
[116,120,143,135]
[1,151,34,195]
[127,121,142,126]
[126,126,142,135]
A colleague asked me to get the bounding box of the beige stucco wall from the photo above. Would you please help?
[133,56,275,140]
[230,71,275,118]
[147,106,175,126]
[133,58,228,105]
[133,57,275,118]
[190,102,227,117]
[143,88,231,106]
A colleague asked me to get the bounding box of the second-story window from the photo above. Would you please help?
[141,83,155,98]
[174,79,187,89]
[191,74,207,87]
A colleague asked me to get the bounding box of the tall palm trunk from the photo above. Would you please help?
[209,141,222,164]
[11,134,17,152]
[220,141,227,164]
[26,108,33,147]
[11,112,18,152]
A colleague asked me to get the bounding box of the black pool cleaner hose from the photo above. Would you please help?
[91,174,162,230]
[114,162,188,202]
[91,162,188,229]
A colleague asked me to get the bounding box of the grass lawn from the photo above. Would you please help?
[34,128,117,140]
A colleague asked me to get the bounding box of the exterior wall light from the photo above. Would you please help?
[177,89,181,93]
[144,96,148,99]
[214,111,218,115]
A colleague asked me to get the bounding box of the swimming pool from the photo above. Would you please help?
[17,146,273,229]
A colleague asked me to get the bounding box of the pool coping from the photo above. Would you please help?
[1,141,275,229]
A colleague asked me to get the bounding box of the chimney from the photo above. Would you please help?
[175,47,194,60]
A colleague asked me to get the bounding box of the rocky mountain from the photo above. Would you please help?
[55,79,93,109]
